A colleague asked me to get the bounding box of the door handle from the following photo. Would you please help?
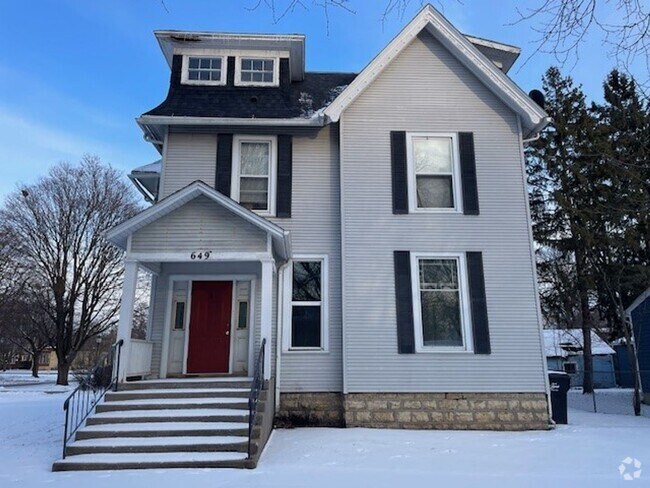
[226,329,230,336]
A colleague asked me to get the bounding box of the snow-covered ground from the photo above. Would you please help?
[0,370,58,387]
[1,384,649,487]
[568,387,650,417]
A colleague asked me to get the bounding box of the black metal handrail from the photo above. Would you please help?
[61,339,124,459]
[248,338,266,458]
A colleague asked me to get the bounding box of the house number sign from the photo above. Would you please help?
[190,251,212,260]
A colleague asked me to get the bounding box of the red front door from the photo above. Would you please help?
[187,281,232,374]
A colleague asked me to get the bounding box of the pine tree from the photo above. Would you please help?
[527,67,599,393]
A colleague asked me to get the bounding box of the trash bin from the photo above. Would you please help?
[548,371,570,424]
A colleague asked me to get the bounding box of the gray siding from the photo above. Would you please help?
[130,196,268,254]
[269,126,343,392]
[161,133,217,199]
[340,31,546,392]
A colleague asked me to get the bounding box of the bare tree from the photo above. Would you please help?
[0,156,140,385]
[515,1,650,85]
[4,298,50,378]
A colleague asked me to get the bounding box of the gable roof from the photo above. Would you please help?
[324,4,549,138]
[105,181,291,260]
[543,329,615,358]
[626,287,650,315]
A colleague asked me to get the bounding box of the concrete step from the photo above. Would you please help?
[96,397,248,413]
[76,421,252,440]
[65,435,250,456]
[52,451,251,471]
[86,408,249,425]
[119,378,253,391]
[105,388,257,401]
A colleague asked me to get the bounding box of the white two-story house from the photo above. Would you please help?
[54,4,551,471]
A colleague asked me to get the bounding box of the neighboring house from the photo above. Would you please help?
[626,288,650,403]
[53,4,551,471]
[543,329,617,388]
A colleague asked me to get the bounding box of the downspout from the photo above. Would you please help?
[275,260,291,410]
[517,115,554,426]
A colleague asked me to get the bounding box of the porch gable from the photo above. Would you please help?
[106,180,291,261]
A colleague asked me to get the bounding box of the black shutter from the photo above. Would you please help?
[279,58,291,86]
[276,135,293,218]
[467,252,491,354]
[394,251,415,354]
[226,56,236,86]
[391,131,408,214]
[459,132,479,215]
[215,134,233,196]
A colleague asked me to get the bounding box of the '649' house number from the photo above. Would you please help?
[190,251,212,260]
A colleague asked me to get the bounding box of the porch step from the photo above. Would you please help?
[65,435,250,456]
[76,422,253,440]
[119,378,253,390]
[96,397,248,412]
[53,376,270,472]
[105,387,255,401]
[87,408,250,425]
[52,451,250,471]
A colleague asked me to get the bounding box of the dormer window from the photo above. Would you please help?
[236,57,279,86]
[181,56,225,85]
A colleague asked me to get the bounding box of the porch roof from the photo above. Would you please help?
[105,181,291,261]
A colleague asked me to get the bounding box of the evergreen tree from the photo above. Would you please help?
[527,67,599,393]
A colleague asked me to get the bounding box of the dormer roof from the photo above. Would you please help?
[154,31,306,81]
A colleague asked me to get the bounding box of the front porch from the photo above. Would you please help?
[105,181,291,385]
[116,258,275,383]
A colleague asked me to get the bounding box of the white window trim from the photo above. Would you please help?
[282,255,329,353]
[231,135,277,217]
[181,55,226,86]
[410,252,474,353]
[405,132,463,213]
[235,56,280,87]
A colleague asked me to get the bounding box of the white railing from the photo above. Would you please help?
[127,339,153,377]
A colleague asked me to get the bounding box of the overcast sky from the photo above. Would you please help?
[0,0,644,198]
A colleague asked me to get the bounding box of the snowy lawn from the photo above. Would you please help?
[1,385,649,487]
[0,370,58,387]
[568,387,650,416]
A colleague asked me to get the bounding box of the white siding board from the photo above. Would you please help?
[149,274,169,378]
[269,126,343,392]
[161,133,217,199]
[131,196,268,254]
[340,31,546,392]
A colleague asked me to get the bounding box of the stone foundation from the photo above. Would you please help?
[344,392,550,430]
[276,393,345,427]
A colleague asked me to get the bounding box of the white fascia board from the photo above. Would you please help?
[626,286,650,314]
[137,115,325,127]
[324,5,548,135]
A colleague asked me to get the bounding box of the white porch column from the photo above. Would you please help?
[260,259,273,380]
[116,260,139,382]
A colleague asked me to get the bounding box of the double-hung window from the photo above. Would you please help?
[236,57,278,86]
[232,135,276,215]
[411,253,472,352]
[182,56,225,85]
[287,257,328,351]
[406,133,461,211]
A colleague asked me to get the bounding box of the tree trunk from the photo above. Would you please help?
[56,362,70,386]
[30,354,39,378]
[580,294,594,393]
[575,248,594,394]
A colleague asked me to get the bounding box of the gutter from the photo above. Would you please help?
[137,114,325,128]
[523,116,552,142]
